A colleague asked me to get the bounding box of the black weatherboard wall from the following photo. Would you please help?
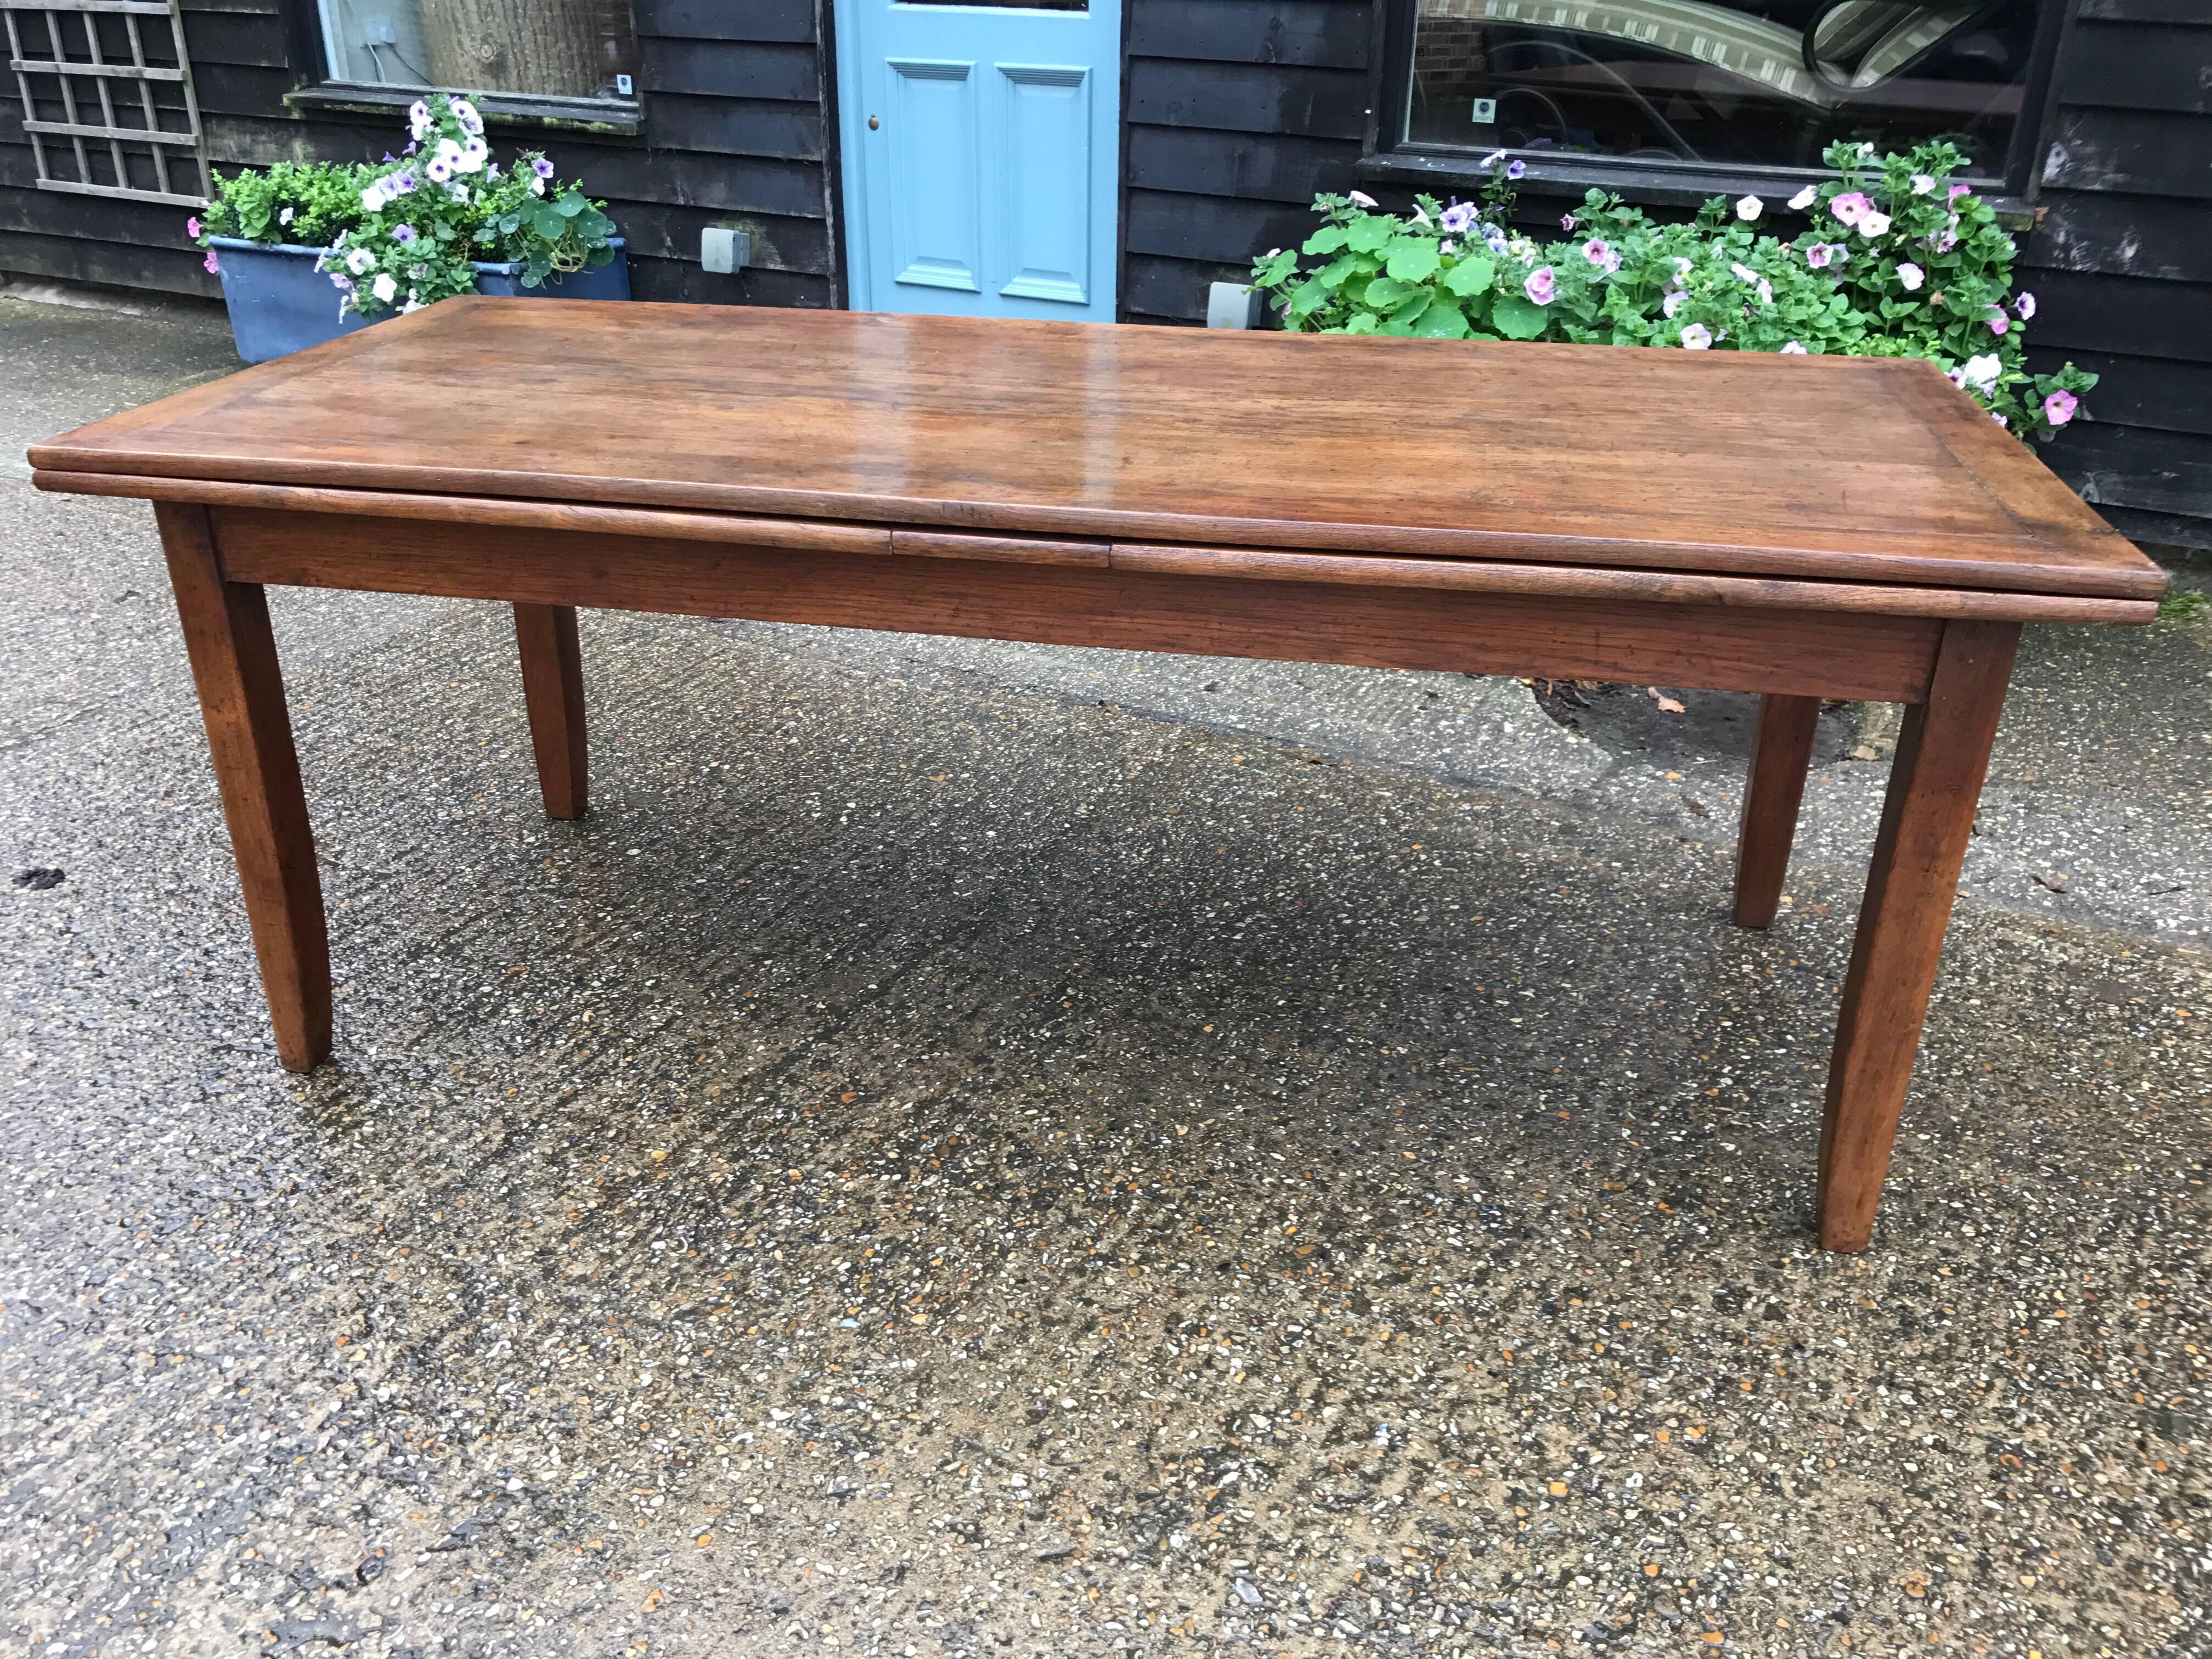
[0,0,839,309]
[2019,0,2212,553]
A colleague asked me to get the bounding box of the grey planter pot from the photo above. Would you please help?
[207,235,630,363]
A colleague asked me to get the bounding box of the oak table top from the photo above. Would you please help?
[31,300,2163,1252]
[32,298,2161,607]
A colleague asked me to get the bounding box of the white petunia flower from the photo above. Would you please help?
[1858,210,1891,238]
[1735,194,1762,221]
[1962,352,2002,392]
[371,273,398,303]
[1896,262,1924,291]
[345,247,375,274]
[1787,184,1817,210]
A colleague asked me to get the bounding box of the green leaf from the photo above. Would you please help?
[1313,255,1358,291]
[1345,216,1392,253]
[1409,297,1470,338]
[1341,313,1379,335]
[1441,256,1493,297]
[1301,225,1347,256]
[1385,239,1440,284]
[1362,275,1415,311]
[554,192,588,218]
[1252,247,1299,286]
[1492,294,1551,340]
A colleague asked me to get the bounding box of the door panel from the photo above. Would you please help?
[888,59,983,294]
[837,0,1120,322]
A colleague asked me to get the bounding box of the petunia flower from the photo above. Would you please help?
[2042,389,2078,427]
[2015,291,2036,320]
[1679,323,1712,349]
[1439,202,1475,235]
[1990,411,2008,428]
[203,250,219,274]
[371,273,398,303]
[1803,242,1840,270]
[1858,210,1891,238]
[360,183,387,213]
[1524,266,1556,306]
[279,206,294,227]
[1962,353,2002,392]
[1910,174,1934,195]
[1479,150,1505,170]
[1987,311,2009,335]
[1829,191,1869,227]
[391,223,416,244]
[1347,190,1378,208]
[1948,183,1971,202]
[345,246,375,274]
[1735,194,1762,221]
[1662,290,1686,319]
[426,157,452,184]
[1561,213,1576,232]
[1779,341,1807,354]
[1896,262,1923,291]
[533,156,557,180]
[1582,237,1618,274]
[1787,185,1816,211]
[185,215,200,238]
[1505,159,1526,180]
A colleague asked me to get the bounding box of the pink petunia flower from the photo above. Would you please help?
[1829,191,1870,227]
[1988,312,2010,335]
[203,250,218,274]
[185,215,200,239]
[2043,389,2078,427]
[1948,183,1971,202]
[1524,266,1556,306]
[1581,237,1617,274]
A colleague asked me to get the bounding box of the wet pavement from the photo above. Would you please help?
[2,291,2208,1659]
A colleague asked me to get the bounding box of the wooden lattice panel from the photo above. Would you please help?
[5,1,208,207]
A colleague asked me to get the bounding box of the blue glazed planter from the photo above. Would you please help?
[208,236,630,363]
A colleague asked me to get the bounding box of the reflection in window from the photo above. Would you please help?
[1406,0,2039,178]
[318,0,636,99]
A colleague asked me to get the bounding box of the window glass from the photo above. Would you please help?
[1406,0,2039,179]
[318,0,636,100]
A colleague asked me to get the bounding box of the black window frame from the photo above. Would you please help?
[1363,0,2072,212]
[273,0,646,137]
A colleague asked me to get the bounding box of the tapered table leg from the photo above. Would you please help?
[1816,620,2019,1252]
[1733,692,1821,929]
[513,602,587,819]
[157,503,330,1073]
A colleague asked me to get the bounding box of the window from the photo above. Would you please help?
[315,0,635,101]
[1398,0,2056,184]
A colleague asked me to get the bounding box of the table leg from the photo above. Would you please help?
[513,602,587,820]
[1816,619,2019,1252]
[1733,693,1820,929]
[156,503,331,1073]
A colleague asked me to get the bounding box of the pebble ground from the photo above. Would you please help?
[2,292,2207,1659]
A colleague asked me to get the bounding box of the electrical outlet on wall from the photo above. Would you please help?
[363,14,397,44]
[1470,97,1497,125]
[615,74,633,95]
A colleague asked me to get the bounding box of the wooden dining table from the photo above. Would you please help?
[30,298,2164,1251]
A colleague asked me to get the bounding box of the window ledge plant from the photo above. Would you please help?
[1250,142,2092,443]
[190,92,617,324]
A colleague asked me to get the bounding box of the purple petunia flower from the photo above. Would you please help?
[2016,291,2036,320]
[1948,182,1971,202]
[1560,213,1576,233]
[1523,266,1556,306]
[533,156,557,180]
[1439,202,1475,235]
[1991,411,2008,428]
[1581,237,1617,274]
[1803,242,1843,270]
[1678,323,1713,349]
[2043,389,2078,427]
[1505,159,1526,180]
[392,223,416,244]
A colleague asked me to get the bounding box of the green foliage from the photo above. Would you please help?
[1250,142,2096,444]
[195,159,379,251]
[193,93,616,321]
[2159,588,2208,622]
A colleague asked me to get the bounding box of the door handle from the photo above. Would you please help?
[867,114,880,130]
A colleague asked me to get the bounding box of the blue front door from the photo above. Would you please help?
[834,0,1120,322]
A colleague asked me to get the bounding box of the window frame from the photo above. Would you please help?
[273,0,645,136]
[1365,0,2072,211]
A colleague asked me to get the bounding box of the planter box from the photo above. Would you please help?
[208,236,630,364]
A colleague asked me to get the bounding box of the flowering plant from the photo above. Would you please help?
[318,94,616,320]
[1249,142,2094,442]
[189,93,617,323]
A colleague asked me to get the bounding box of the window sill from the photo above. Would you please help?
[285,82,644,138]
[1358,149,2033,229]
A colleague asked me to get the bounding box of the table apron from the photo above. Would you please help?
[208,505,1945,703]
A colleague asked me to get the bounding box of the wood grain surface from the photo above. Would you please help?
[31,300,2162,601]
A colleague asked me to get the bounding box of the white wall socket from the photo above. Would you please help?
[702,225,751,275]
[1470,98,1497,125]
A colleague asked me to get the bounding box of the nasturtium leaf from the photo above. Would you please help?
[1302,225,1348,256]
[1385,239,1441,284]
[1342,313,1379,334]
[1409,297,1470,338]
[1362,275,1414,311]
[1491,295,1551,340]
[1345,216,1392,253]
[1441,256,1493,297]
